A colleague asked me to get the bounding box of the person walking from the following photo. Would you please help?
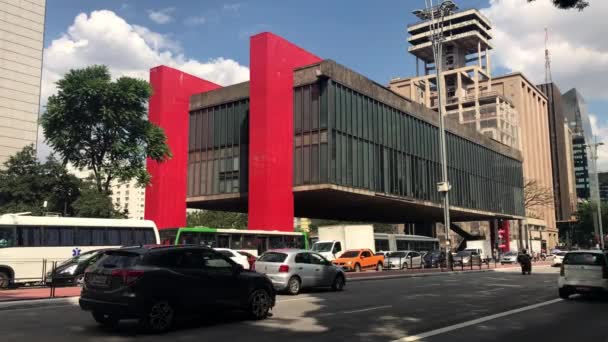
[517,249,532,275]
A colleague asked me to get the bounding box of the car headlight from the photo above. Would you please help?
[61,265,78,275]
[347,261,352,265]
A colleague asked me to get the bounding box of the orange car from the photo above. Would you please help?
[332,249,384,272]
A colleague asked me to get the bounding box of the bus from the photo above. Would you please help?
[0,214,159,288]
[171,227,308,256]
[373,233,440,253]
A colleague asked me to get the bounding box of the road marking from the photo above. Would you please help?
[0,303,77,313]
[484,283,522,288]
[277,297,314,303]
[343,305,392,314]
[392,298,563,342]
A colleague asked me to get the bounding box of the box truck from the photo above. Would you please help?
[311,225,375,260]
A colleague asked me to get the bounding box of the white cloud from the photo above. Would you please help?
[183,15,206,26]
[482,0,608,99]
[147,7,175,24]
[38,10,250,160]
[223,3,241,12]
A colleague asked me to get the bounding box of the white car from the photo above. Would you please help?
[558,250,608,299]
[553,251,567,266]
[214,248,250,270]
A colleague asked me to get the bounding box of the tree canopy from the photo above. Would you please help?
[42,65,171,194]
[186,210,248,229]
[527,0,589,10]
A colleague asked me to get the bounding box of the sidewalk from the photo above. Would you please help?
[0,286,80,302]
[346,260,555,281]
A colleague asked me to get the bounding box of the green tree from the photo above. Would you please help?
[42,65,171,194]
[186,210,248,229]
[563,201,608,247]
[72,181,126,218]
[527,0,589,10]
[0,145,80,215]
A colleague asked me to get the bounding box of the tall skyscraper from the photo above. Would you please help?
[562,88,594,200]
[0,0,46,165]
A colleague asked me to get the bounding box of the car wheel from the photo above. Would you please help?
[558,288,571,299]
[92,312,119,328]
[140,300,175,333]
[331,275,345,291]
[0,272,10,289]
[286,276,301,295]
[376,263,383,272]
[401,263,408,270]
[354,264,361,272]
[248,288,272,320]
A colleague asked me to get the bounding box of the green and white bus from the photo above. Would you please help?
[166,227,309,256]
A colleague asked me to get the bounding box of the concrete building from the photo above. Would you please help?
[538,83,577,224]
[389,7,519,149]
[0,0,46,165]
[599,172,608,202]
[67,164,146,220]
[562,88,595,201]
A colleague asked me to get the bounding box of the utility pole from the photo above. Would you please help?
[413,0,457,268]
[585,137,605,249]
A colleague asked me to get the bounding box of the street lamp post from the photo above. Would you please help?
[585,137,605,249]
[413,0,457,269]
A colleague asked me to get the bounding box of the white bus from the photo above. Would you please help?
[0,214,159,288]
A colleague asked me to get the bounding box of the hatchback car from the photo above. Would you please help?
[553,251,568,266]
[255,249,346,295]
[558,250,608,299]
[47,249,108,286]
[79,245,275,333]
[500,251,519,265]
[385,251,423,270]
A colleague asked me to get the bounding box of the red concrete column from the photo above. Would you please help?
[248,32,322,231]
[145,66,221,230]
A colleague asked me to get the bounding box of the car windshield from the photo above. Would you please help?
[0,227,15,248]
[58,250,99,267]
[564,253,606,266]
[556,252,567,256]
[340,251,360,258]
[504,252,517,256]
[455,251,470,257]
[312,242,334,252]
[98,251,140,268]
[388,252,407,258]
[217,250,234,258]
[258,252,287,263]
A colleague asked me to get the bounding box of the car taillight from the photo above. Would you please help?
[560,264,565,276]
[278,265,289,273]
[111,269,144,285]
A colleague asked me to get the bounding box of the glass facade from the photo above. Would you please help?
[188,78,524,217]
[188,99,249,197]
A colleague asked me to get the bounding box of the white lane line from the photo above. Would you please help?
[0,303,77,313]
[392,298,563,342]
[277,297,314,303]
[484,283,522,288]
[343,305,392,314]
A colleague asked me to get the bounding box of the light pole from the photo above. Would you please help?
[585,137,604,249]
[413,0,457,269]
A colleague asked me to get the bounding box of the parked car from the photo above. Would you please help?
[215,248,250,270]
[423,250,445,268]
[237,251,257,270]
[558,250,608,299]
[385,251,423,270]
[332,249,385,272]
[79,245,275,333]
[553,251,568,266]
[452,250,482,266]
[46,249,108,286]
[255,249,346,295]
[500,251,519,265]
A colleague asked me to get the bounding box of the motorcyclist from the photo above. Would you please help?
[517,249,532,275]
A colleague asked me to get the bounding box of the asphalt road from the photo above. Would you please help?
[0,266,606,342]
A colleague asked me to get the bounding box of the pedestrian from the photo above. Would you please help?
[492,248,498,262]
[517,249,532,275]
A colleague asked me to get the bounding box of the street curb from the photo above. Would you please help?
[0,296,79,311]
[347,269,494,282]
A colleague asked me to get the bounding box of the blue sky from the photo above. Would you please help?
[40,0,608,167]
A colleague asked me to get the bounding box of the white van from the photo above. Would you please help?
[558,250,608,299]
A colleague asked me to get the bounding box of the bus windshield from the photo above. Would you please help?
[0,228,15,247]
[312,242,333,252]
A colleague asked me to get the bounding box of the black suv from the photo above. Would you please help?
[79,245,275,332]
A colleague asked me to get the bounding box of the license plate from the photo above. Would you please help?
[89,274,108,287]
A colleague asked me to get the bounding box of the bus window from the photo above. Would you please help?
[217,235,229,248]
[269,236,284,249]
[0,226,15,247]
[134,228,156,245]
[375,239,389,252]
[76,228,92,246]
[18,226,42,246]
[295,236,305,249]
[179,232,199,245]
[199,232,216,247]
[243,235,256,250]
[44,227,61,246]
[107,229,121,245]
[91,228,105,245]
[120,229,134,246]
[396,240,408,251]
[229,234,242,249]
[284,236,295,248]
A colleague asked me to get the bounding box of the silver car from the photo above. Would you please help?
[500,251,519,264]
[255,249,346,295]
[384,251,423,270]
